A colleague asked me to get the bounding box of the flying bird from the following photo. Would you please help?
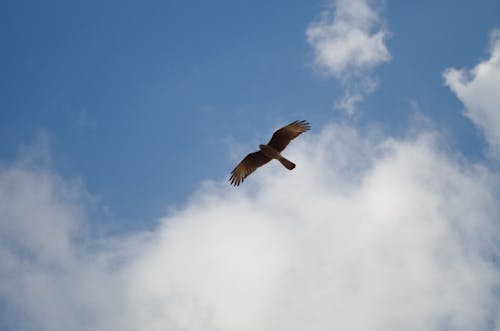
[230,120,310,186]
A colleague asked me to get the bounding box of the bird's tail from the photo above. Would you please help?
[279,157,295,170]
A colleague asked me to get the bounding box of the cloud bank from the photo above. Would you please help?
[444,29,500,157]
[1,124,499,331]
[306,0,390,115]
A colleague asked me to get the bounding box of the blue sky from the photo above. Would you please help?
[2,0,499,227]
[1,1,500,330]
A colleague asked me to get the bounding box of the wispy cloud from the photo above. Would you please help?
[334,91,364,116]
[444,29,500,157]
[1,124,499,331]
[306,0,390,115]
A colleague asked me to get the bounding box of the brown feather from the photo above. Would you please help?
[267,120,310,152]
[229,151,271,186]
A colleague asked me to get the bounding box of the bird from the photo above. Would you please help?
[229,120,310,186]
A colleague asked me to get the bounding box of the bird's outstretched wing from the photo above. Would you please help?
[230,151,271,186]
[267,120,310,152]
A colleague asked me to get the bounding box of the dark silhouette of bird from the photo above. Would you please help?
[230,120,310,186]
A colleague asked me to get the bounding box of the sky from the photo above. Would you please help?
[0,1,500,330]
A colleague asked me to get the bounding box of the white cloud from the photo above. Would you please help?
[334,76,378,116]
[444,29,500,157]
[306,0,390,78]
[1,125,499,331]
[306,0,390,116]
[335,91,363,116]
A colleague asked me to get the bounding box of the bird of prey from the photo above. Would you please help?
[229,120,310,186]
